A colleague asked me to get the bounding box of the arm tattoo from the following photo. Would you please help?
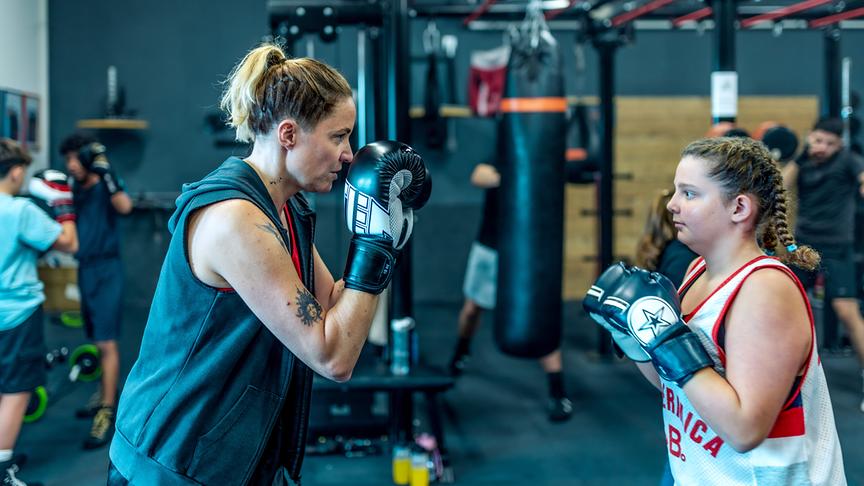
[256,222,289,254]
[295,286,323,326]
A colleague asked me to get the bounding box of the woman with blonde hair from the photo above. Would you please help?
[108,43,429,485]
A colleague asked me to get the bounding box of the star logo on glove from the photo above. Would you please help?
[639,307,671,336]
[627,296,677,346]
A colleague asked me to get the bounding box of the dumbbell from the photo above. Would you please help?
[44,346,69,369]
[24,344,102,423]
[69,343,102,383]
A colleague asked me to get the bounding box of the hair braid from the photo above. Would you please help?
[771,177,820,270]
[760,223,778,254]
[682,136,821,270]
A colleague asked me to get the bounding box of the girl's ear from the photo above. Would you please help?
[730,193,756,225]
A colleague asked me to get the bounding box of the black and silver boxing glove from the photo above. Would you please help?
[342,141,431,294]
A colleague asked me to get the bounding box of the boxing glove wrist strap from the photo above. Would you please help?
[649,331,713,387]
[101,170,124,195]
[343,235,399,295]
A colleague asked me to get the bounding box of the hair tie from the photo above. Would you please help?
[786,244,798,253]
[763,249,775,256]
[266,52,287,69]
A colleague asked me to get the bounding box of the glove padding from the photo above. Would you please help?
[79,142,124,195]
[344,141,430,250]
[597,266,713,386]
[343,234,398,294]
[28,169,75,223]
[583,262,650,362]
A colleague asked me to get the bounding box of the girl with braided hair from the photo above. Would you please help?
[637,136,846,484]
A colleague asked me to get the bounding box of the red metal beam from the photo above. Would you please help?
[546,0,579,20]
[463,0,499,26]
[672,6,712,27]
[611,0,678,27]
[809,6,864,27]
[740,0,831,28]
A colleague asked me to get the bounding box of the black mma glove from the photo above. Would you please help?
[597,265,713,386]
[584,262,651,362]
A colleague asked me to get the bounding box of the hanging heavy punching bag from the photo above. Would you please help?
[494,10,567,358]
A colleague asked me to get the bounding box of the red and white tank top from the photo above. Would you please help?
[661,256,846,486]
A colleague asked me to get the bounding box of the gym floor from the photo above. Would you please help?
[17,301,864,485]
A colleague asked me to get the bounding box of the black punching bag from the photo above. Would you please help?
[494,12,567,358]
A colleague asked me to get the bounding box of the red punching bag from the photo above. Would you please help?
[494,6,567,358]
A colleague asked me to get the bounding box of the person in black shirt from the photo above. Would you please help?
[60,134,133,449]
[448,161,573,422]
[783,117,864,412]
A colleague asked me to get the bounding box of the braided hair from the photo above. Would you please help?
[681,137,819,270]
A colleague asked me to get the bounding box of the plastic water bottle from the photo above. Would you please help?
[392,445,411,484]
[391,317,415,376]
[410,450,430,486]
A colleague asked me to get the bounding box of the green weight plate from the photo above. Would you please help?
[60,311,83,329]
[70,344,102,382]
[24,386,48,423]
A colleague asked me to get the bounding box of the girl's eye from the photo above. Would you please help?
[684,191,695,199]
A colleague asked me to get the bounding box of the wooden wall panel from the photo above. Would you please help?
[563,96,818,300]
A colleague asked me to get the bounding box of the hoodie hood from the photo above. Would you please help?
[168,157,273,234]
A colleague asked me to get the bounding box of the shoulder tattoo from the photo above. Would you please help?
[255,222,290,254]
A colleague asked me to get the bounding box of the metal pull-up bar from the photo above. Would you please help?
[672,6,712,27]
[611,0,678,27]
[740,0,831,28]
[809,6,864,28]
[463,0,499,25]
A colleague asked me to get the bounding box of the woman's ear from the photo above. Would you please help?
[277,119,299,148]
[730,193,756,224]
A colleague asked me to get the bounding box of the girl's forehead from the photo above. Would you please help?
[675,156,710,182]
